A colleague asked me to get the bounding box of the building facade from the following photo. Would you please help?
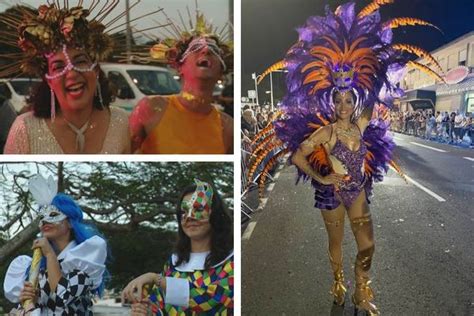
[400,31,474,114]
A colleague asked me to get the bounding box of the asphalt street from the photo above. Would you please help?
[242,132,474,315]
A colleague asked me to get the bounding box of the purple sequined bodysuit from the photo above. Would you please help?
[330,137,368,208]
[310,129,369,211]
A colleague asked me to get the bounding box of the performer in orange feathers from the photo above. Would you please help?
[247,1,444,314]
[129,12,233,154]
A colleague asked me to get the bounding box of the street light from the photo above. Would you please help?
[256,69,288,111]
[265,91,271,106]
[270,72,274,110]
[251,73,262,105]
[270,69,288,111]
[254,69,288,109]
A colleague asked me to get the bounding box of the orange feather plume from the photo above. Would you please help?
[363,149,375,176]
[358,0,395,19]
[251,124,274,145]
[308,145,330,173]
[407,61,446,83]
[258,149,289,197]
[392,43,444,74]
[301,61,325,72]
[251,133,277,158]
[389,160,407,182]
[250,112,284,145]
[317,113,330,126]
[303,35,378,95]
[257,60,287,84]
[247,139,283,183]
[384,18,443,34]
[310,46,342,62]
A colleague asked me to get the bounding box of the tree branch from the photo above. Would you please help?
[0,220,39,265]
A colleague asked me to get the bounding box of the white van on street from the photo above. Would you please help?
[0,78,41,113]
[100,63,181,112]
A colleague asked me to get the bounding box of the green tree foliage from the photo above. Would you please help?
[104,227,176,292]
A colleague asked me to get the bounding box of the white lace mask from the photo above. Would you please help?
[37,205,67,227]
[180,37,226,71]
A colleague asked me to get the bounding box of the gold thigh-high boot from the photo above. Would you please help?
[324,218,347,306]
[350,214,379,316]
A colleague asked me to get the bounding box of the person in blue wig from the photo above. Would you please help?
[3,174,108,315]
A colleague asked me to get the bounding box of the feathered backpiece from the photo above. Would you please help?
[123,4,233,73]
[0,0,165,77]
[259,0,444,119]
[28,174,58,206]
[246,112,289,196]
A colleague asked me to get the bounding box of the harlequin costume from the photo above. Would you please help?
[247,1,443,314]
[143,179,234,315]
[3,175,108,315]
[146,252,234,316]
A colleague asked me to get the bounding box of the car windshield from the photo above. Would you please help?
[127,70,181,95]
[10,80,39,96]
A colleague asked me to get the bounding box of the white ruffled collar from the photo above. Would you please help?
[55,240,77,261]
[171,250,233,272]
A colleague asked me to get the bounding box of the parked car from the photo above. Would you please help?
[0,78,41,113]
[100,63,181,111]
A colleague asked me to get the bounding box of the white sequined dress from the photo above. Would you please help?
[4,107,130,154]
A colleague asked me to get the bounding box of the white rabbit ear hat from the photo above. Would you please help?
[28,175,66,226]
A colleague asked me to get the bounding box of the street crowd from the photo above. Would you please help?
[390,109,474,147]
[241,103,275,140]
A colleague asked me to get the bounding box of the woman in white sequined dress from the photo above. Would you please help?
[4,47,130,154]
[1,4,131,154]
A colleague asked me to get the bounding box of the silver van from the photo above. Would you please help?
[100,63,181,112]
[0,78,41,113]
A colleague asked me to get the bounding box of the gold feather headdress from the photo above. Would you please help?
[122,4,233,74]
[0,0,165,77]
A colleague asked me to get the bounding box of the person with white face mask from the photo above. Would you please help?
[128,10,234,154]
[3,175,108,315]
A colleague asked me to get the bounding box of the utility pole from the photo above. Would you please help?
[229,0,233,29]
[125,0,132,64]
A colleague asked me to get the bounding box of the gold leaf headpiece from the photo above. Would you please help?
[123,5,233,74]
[0,0,164,77]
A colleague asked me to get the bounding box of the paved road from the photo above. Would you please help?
[242,132,474,315]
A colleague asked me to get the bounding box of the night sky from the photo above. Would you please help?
[242,0,474,103]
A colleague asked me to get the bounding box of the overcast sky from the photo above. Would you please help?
[0,0,232,43]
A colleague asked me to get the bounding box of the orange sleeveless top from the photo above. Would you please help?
[141,95,226,154]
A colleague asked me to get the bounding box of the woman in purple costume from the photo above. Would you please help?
[250,1,444,314]
[292,89,378,314]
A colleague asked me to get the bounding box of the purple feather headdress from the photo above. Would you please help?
[258,1,444,120]
[248,0,444,199]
